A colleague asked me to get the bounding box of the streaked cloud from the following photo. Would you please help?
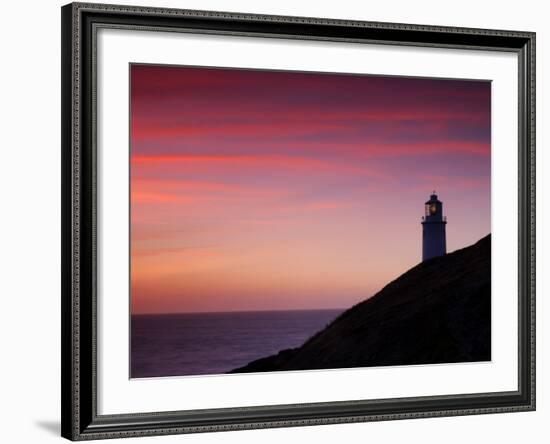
[130,64,491,314]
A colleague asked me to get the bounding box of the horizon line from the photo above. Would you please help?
[131,307,347,316]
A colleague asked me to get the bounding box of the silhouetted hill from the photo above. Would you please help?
[230,234,491,373]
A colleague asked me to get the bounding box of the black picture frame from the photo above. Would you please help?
[61,2,536,440]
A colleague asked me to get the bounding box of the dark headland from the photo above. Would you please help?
[230,234,491,373]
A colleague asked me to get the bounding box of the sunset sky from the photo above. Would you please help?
[130,64,491,315]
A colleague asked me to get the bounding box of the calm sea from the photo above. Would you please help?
[131,309,343,378]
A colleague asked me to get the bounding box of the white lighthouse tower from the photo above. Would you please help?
[421,192,447,261]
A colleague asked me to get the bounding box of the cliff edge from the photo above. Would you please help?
[230,234,491,373]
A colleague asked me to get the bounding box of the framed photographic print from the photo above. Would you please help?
[61,2,536,440]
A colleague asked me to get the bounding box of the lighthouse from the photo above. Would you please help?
[421,192,447,261]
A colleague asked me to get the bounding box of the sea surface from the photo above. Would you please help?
[131,309,343,378]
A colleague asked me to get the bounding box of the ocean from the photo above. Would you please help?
[131,309,343,378]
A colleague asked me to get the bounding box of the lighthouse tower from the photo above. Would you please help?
[421,192,447,261]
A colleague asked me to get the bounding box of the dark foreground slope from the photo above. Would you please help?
[230,234,491,373]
